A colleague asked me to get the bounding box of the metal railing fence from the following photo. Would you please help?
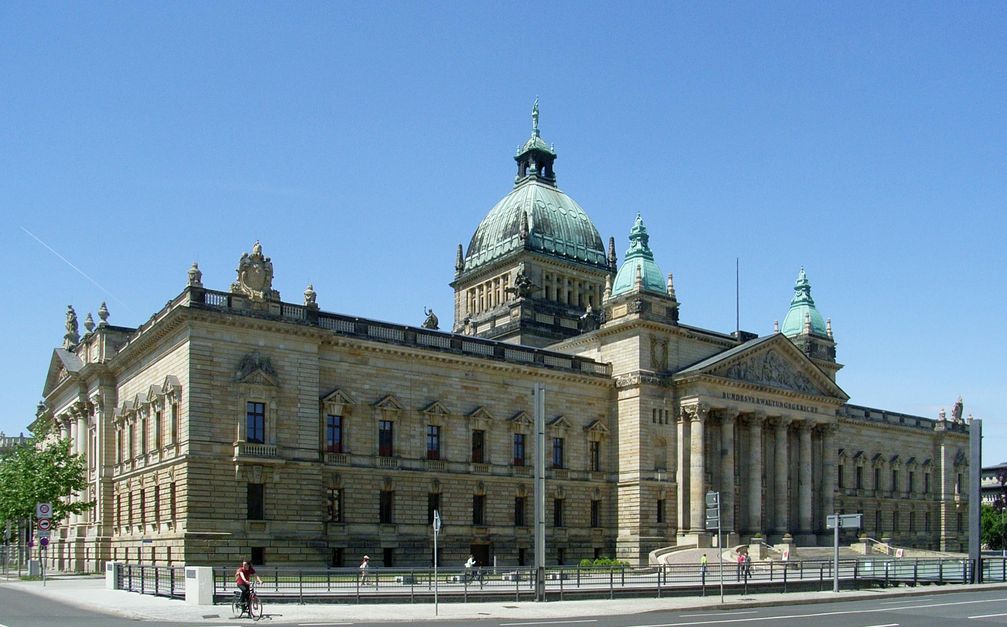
[116,564,185,599]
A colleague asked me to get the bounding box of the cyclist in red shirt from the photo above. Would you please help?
[235,560,262,609]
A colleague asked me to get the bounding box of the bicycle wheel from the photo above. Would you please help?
[231,595,242,617]
[248,595,263,620]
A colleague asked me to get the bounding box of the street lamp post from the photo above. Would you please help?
[998,472,1007,558]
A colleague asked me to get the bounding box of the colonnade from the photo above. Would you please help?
[677,404,838,541]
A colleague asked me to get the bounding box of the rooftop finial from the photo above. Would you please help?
[532,97,540,137]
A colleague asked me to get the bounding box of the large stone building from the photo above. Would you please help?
[36,106,971,573]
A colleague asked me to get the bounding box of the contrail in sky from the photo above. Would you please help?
[21,226,129,311]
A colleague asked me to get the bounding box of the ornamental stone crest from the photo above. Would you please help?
[231,241,280,302]
[722,349,820,395]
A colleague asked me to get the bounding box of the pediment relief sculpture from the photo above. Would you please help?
[235,352,279,386]
[721,349,821,395]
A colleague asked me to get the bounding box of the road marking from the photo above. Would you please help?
[969,612,1007,619]
[679,612,758,618]
[625,596,1007,626]
[860,624,899,627]
[501,621,598,626]
[300,623,354,626]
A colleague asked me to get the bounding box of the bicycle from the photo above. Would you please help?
[231,583,263,620]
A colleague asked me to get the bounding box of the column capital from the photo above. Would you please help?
[797,419,816,433]
[745,411,767,425]
[680,402,710,422]
[770,416,793,429]
[718,408,739,424]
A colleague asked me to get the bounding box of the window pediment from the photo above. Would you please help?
[584,419,609,439]
[548,415,571,432]
[235,352,279,387]
[510,411,532,431]
[422,401,451,418]
[321,388,355,415]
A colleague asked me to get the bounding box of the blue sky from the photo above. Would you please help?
[2,3,1004,461]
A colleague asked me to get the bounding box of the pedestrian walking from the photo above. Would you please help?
[700,553,708,581]
[744,552,752,579]
[359,555,370,585]
[464,554,476,583]
[736,552,744,581]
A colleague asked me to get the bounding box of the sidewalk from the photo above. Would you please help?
[2,574,1006,623]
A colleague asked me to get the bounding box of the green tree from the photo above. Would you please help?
[0,430,92,530]
[982,503,1007,551]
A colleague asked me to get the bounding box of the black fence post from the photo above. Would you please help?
[155,567,159,596]
[783,560,788,593]
[913,560,918,586]
[298,570,304,604]
[609,568,614,600]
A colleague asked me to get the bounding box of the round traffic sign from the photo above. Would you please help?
[40,537,49,547]
[38,518,52,531]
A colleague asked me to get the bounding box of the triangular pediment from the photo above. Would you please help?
[510,411,532,427]
[422,401,451,417]
[235,352,278,387]
[584,420,610,436]
[677,334,847,400]
[468,406,495,422]
[548,415,571,431]
[321,388,355,406]
[42,348,84,396]
[375,394,403,411]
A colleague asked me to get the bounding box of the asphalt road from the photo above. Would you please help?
[1,585,1005,626]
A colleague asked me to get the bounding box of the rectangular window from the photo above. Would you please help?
[153,485,160,523]
[140,417,148,454]
[513,433,526,466]
[591,499,601,528]
[515,496,526,527]
[428,493,440,524]
[957,473,963,494]
[909,471,915,493]
[557,547,566,565]
[891,469,898,492]
[247,483,265,520]
[116,494,122,527]
[518,548,527,566]
[378,420,394,457]
[154,410,162,449]
[251,547,264,565]
[471,430,485,463]
[383,547,394,567]
[856,466,863,489]
[893,511,899,533]
[246,401,266,444]
[925,511,931,532]
[553,498,564,527]
[128,491,134,525]
[838,464,844,489]
[473,494,486,526]
[590,441,601,472]
[925,472,930,494]
[140,488,146,523]
[657,498,666,524]
[171,401,179,444]
[379,490,394,524]
[327,488,343,523]
[170,482,177,521]
[325,415,343,453]
[552,437,564,469]
[330,548,344,568]
[426,425,441,460]
[875,509,882,533]
[874,467,881,491]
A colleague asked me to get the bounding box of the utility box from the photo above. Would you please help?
[27,560,40,577]
[185,566,215,605]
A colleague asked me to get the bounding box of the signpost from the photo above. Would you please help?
[705,491,724,603]
[433,509,441,615]
[35,502,52,587]
[826,513,862,593]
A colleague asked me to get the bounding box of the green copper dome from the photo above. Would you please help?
[780,268,827,337]
[611,214,667,296]
[464,179,607,272]
[462,101,607,274]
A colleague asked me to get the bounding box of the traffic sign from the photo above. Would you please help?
[37,530,50,539]
[826,513,862,529]
[37,518,52,531]
[36,502,53,519]
[40,537,49,548]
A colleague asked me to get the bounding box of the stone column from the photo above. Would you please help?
[798,421,814,534]
[689,405,708,531]
[748,414,765,533]
[720,411,737,533]
[821,423,837,524]
[676,412,689,531]
[774,417,791,534]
